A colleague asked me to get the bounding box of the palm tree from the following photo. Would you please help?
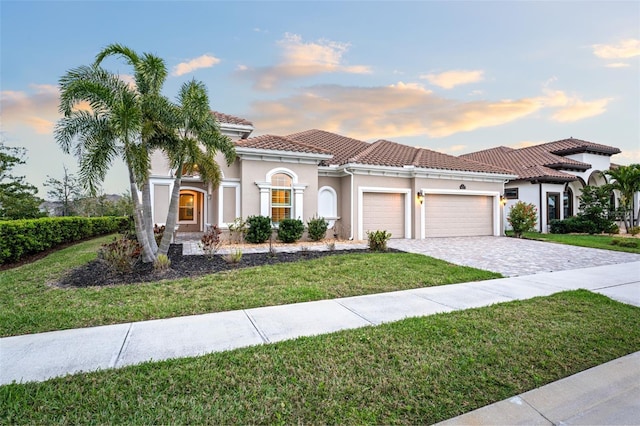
[94,44,173,253]
[157,80,236,256]
[55,65,157,262]
[605,164,640,232]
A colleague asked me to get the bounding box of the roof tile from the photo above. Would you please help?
[211,111,253,126]
[236,134,331,155]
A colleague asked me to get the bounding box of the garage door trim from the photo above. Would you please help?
[419,188,500,238]
[358,187,412,240]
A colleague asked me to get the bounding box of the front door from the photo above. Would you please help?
[178,191,202,232]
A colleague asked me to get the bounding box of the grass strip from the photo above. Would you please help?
[2,290,639,424]
[0,237,500,337]
[519,232,640,254]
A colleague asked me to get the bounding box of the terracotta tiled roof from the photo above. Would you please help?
[542,138,621,156]
[459,138,621,182]
[235,134,331,155]
[287,129,370,166]
[211,111,253,126]
[350,139,514,174]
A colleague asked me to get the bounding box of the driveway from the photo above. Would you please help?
[389,237,640,277]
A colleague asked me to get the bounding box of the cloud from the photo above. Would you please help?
[605,62,631,68]
[592,38,640,59]
[538,89,612,122]
[420,70,484,89]
[249,82,543,139]
[1,84,60,135]
[237,33,372,90]
[613,149,640,165]
[172,54,221,76]
[509,140,546,149]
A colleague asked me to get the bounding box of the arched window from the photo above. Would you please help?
[563,188,573,218]
[271,173,292,223]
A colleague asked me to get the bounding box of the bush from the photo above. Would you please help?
[629,226,640,236]
[245,215,272,244]
[367,230,392,252]
[223,249,243,264]
[507,202,537,238]
[0,216,127,264]
[153,224,165,246]
[200,225,222,257]
[98,236,142,273]
[228,217,247,243]
[153,254,171,272]
[278,218,304,243]
[307,216,329,241]
[550,216,619,235]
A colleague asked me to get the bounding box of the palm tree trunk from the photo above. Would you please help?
[128,167,156,263]
[157,167,182,256]
[141,181,158,253]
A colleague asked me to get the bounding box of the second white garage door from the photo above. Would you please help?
[425,194,493,237]
[362,192,405,238]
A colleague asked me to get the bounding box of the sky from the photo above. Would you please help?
[1,0,639,198]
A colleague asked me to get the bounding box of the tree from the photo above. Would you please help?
[507,201,537,238]
[55,64,158,262]
[605,164,640,232]
[44,165,84,216]
[157,80,236,256]
[0,141,45,220]
[577,185,616,233]
[94,44,175,255]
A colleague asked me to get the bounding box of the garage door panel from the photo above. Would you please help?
[363,193,405,239]
[425,194,493,237]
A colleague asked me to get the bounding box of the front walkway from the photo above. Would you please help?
[389,237,640,276]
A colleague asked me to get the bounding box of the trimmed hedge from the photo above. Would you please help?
[0,216,128,264]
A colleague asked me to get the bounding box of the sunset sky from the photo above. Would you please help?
[2,1,639,197]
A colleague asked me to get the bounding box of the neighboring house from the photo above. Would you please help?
[461,139,622,233]
[148,112,516,240]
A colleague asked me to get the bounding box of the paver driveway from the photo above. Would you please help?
[389,237,640,277]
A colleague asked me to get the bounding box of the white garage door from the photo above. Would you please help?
[425,194,493,237]
[362,192,405,239]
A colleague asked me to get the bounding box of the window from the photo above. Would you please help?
[563,188,573,218]
[271,173,292,223]
[179,193,195,221]
[547,193,560,222]
[505,188,519,199]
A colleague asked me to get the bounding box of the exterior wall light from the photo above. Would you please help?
[416,190,424,204]
[500,195,508,206]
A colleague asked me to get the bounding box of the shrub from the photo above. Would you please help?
[200,225,222,257]
[507,202,537,238]
[307,216,329,241]
[98,236,142,273]
[367,230,392,252]
[0,216,126,264]
[277,218,304,243]
[223,249,243,264]
[629,226,640,236]
[153,224,165,246]
[228,217,247,243]
[153,254,171,272]
[245,215,272,244]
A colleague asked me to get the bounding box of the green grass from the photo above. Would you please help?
[520,232,640,254]
[2,291,639,424]
[0,236,501,337]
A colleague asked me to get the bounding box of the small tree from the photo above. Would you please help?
[0,141,45,220]
[44,165,84,216]
[605,164,640,232]
[507,201,537,238]
[577,185,617,234]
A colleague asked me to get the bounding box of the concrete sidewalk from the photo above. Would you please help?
[1,261,639,422]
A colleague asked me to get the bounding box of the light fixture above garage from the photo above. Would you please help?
[416,190,424,204]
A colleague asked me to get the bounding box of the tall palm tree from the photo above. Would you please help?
[605,164,640,231]
[157,80,236,256]
[94,44,173,253]
[55,65,156,262]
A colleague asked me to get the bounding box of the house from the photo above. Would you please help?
[148,112,516,240]
[461,139,622,232]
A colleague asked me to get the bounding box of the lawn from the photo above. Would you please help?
[520,232,640,254]
[0,236,501,337]
[2,290,639,424]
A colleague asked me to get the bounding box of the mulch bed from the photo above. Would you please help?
[56,244,381,288]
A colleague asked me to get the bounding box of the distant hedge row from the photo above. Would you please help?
[0,216,128,264]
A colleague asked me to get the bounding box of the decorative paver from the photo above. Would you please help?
[389,237,640,277]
